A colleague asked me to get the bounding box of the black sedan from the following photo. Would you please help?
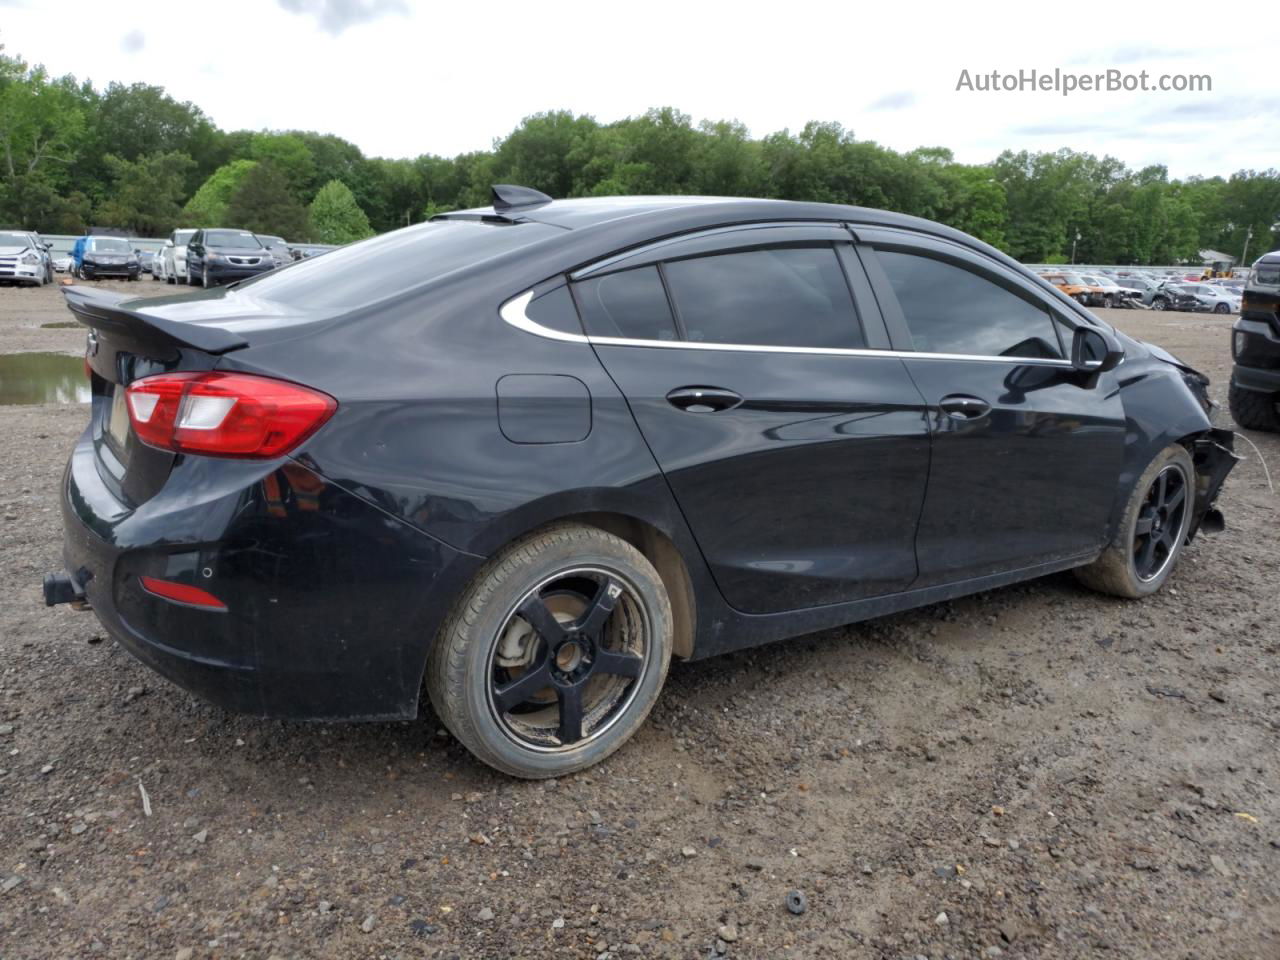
[46,188,1237,778]
[186,229,277,287]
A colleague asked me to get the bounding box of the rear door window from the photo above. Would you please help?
[662,246,864,348]
[877,250,1064,359]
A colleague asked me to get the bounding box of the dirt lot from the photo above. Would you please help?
[1,281,1277,960]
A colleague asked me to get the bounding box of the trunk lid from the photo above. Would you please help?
[62,285,307,506]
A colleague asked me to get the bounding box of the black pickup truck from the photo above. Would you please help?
[1229,251,1280,431]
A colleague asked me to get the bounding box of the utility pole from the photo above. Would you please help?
[1071,230,1081,265]
[1240,226,1253,269]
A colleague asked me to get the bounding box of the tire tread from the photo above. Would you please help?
[426,523,671,778]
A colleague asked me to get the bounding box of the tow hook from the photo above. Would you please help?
[44,571,91,610]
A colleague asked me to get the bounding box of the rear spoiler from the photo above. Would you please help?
[61,285,248,355]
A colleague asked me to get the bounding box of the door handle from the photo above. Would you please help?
[666,386,743,413]
[939,394,991,420]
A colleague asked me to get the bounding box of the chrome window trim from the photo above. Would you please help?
[500,289,1076,367]
[569,220,846,280]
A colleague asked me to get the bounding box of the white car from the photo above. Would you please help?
[151,246,168,281]
[0,230,53,286]
[1195,285,1242,315]
[162,228,197,284]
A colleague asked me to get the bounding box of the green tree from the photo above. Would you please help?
[249,132,317,198]
[225,161,310,239]
[182,158,257,225]
[308,179,372,243]
[0,50,87,225]
[95,150,195,234]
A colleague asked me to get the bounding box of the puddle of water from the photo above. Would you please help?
[0,352,90,404]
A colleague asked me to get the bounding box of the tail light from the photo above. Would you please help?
[125,372,336,458]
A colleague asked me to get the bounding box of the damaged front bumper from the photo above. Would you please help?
[1189,428,1238,539]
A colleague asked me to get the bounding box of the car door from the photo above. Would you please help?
[856,228,1126,588]
[569,224,932,614]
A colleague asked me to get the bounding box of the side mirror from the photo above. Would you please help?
[42,241,52,250]
[1071,326,1124,374]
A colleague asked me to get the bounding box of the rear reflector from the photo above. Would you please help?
[125,372,336,458]
[139,576,227,611]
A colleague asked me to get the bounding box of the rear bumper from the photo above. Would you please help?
[56,428,483,720]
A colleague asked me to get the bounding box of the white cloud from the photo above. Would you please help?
[274,0,407,35]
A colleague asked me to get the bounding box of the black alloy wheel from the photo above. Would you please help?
[1132,464,1190,583]
[488,568,648,750]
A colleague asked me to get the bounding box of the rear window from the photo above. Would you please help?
[232,220,561,311]
[1255,262,1280,286]
[575,266,678,341]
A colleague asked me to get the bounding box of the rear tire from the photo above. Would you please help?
[1213,302,1230,315]
[1152,297,1167,311]
[1074,444,1195,599]
[1229,380,1280,432]
[427,523,673,779]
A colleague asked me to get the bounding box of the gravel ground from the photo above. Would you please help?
[1,282,1277,959]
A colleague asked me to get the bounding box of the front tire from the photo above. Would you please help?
[427,524,673,779]
[1152,297,1167,311]
[1229,380,1280,432]
[1075,444,1195,598]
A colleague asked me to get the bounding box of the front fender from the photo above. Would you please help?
[1113,359,1236,540]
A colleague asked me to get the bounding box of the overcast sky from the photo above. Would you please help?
[3,0,1276,179]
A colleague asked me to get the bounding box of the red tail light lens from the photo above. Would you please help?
[125,372,336,458]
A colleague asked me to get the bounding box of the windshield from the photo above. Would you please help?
[89,237,131,253]
[206,230,261,249]
[233,219,563,312]
[0,232,32,247]
[256,235,286,247]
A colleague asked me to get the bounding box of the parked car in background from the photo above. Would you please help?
[1040,272,1093,304]
[1193,285,1242,314]
[254,234,293,269]
[1151,283,1203,312]
[162,228,197,284]
[1117,276,1163,305]
[151,248,169,281]
[75,235,141,281]
[1229,250,1280,431]
[45,188,1236,779]
[289,243,337,260]
[53,254,74,273]
[1078,274,1137,308]
[0,230,54,286]
[135,250,156,274]
[186,229,277,287]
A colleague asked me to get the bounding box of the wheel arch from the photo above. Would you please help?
[467,494,702,661]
